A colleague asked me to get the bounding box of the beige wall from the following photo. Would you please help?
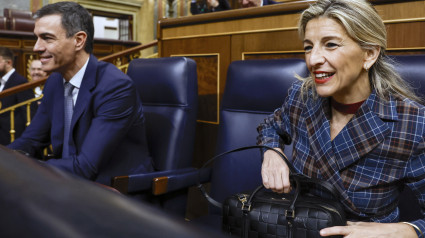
[48,0,157,56]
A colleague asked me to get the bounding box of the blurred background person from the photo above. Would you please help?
[191,0,231,14]
[29,59,47,98]
[238,0,277,8]
[0,47,34,145]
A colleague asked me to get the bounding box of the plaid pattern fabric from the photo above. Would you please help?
[257,81,425,232]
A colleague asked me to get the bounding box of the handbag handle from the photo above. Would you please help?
[197,145,341,209]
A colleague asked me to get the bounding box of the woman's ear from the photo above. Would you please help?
[363,45,380,70]
[74,31,87,52]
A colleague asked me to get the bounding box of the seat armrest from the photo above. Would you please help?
[111,167,197,194]
[153,167,212,195]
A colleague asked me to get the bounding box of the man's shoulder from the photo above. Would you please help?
[95,60,132,83]
[10,71,28,84]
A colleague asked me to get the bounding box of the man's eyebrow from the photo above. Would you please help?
[38,32,56,38]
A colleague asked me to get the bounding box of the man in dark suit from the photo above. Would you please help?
[8,1,154,186]
[190,0,231,14]
[0,47,35,145]
[238,0,277,8]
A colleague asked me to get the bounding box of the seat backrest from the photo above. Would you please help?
[208,58,309,214]
[126,57,198,171]
[10,17,35,32]
[0,17,8,30]
[391,54,425,101]
[3,8,33,19]
[391,54,425,221]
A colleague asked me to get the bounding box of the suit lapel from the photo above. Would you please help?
[332,92,396,170]
[49,73,65,148]
[303,92,397,180]
[303,96,339,180]
[3,72,16,90]
[302,92,397,214]
[71,55,97,129]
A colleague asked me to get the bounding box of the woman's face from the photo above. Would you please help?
[303,17,371,103]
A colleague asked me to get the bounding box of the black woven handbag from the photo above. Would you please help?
[198,145,346,238]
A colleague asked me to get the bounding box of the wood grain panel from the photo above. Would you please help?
[244,52,305,60]
[162,35,231,97]
[161,13,300,40]
[231,30,302,61]
[171,55,219,124]
[375,1,425,21]
[0,39,21,48]
[22,40,36,49]
[93,44,114,54]
[387,21,425,48]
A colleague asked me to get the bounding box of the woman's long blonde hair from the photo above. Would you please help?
[298,0,420,102]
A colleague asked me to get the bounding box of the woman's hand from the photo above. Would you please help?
[320,221,418,238]
[261,148,291,193]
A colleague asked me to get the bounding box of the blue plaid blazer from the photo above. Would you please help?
[257,81,425,232]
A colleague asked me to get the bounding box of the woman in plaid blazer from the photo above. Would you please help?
[258,0,425,237]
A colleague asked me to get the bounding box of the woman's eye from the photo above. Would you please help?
[326,42,339,48]
[304,45,312,52]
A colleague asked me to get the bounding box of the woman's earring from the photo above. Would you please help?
[364,64,369,72]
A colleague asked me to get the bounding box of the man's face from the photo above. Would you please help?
[29,60,47,81]
[33,14,77,75]
[0,56,11,77]
[239,0,261,8]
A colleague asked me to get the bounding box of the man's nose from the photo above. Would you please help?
[33,38,44,53]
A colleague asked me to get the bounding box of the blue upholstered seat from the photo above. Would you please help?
[150,58,309,226]
[111,57,198,216]
[208,58,309,216]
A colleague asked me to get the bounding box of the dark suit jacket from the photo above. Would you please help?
[263,0,277,5]
[191,0,231,14]
[0,71,35,145]
[8,55,154,185]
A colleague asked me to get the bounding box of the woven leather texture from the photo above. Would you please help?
[223,190,345,238]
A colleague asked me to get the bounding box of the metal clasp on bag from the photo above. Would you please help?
[238,194,251,211]
[285,209,295,218]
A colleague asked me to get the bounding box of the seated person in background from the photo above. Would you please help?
[8,1,154,186]
[238,0,277,8]
[28,59,47,98]
[191,0,231,14]
[258,0,425,237]
[0,47,35,145]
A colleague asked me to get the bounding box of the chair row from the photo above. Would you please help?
[111,54,425,226]
[0,8,35,32]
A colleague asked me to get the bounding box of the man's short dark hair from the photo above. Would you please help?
[34,1,94,54]
[0,47,14,64]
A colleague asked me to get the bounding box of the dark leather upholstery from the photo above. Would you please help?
[391,54,425,102]
[112,57,198,216]
[0,145,225,238]
[208,59,309,215]
[129,57,198,171]
[10,17,35,32]
[0,16,8,30]
[148,58,308,227]
[1,9,34,32]
[3,8,33,19]
[391,54,425,221]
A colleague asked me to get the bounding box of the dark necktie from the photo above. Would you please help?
[63,82,74,157]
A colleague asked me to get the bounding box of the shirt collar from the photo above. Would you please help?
[2,68,15,84]
[63,57,90,88]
